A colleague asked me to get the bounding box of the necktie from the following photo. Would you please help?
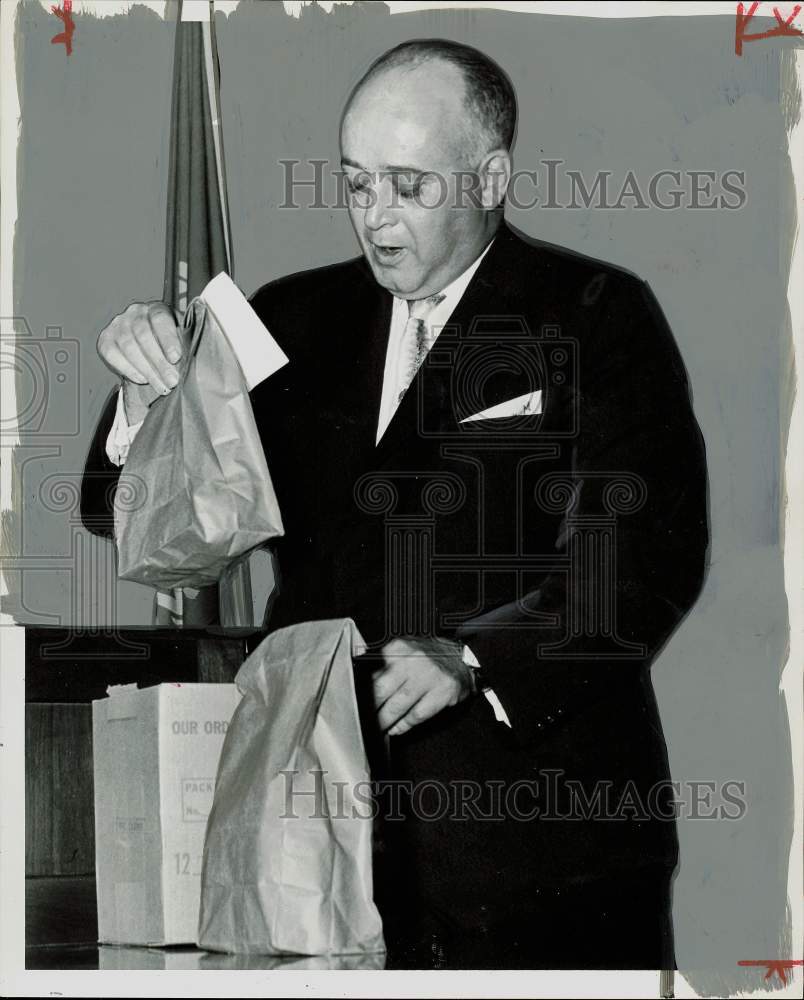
[397,293,445,404]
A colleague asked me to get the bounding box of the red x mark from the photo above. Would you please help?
[51,0,75,57]
[736,2,804,54]
[738,959,803,985]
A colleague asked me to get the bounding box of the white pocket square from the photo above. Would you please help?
[460,390,542,423]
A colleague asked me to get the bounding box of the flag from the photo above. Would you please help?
[155,0,232,628]
[164,0,231,312]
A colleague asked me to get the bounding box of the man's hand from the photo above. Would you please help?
[370,636,477,737]
[97,301,184,425]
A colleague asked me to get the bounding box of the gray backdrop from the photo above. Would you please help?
[12,1,797,993]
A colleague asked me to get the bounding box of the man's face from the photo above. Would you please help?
[340,61,491,300]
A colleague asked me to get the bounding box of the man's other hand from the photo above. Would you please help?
[371,636,476,737]
[97,301,184,424]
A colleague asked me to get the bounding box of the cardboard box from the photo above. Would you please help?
[92,683,240,945]
[97,945,209,971]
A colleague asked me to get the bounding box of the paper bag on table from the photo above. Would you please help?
[197,618,385,956]
[113,296,283,590]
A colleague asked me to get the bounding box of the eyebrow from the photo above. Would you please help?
[340,157,428,176]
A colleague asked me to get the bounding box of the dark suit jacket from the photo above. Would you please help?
[81,221,709,932]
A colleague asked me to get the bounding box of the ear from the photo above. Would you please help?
[478,149,512,209]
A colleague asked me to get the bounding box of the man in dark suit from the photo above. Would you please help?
[81,39,709,969]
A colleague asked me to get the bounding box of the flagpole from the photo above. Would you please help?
[202,0,233,279]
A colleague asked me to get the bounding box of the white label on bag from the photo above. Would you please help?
[200,272,289,390]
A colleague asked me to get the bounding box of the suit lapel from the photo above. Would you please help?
[342,259,393,453]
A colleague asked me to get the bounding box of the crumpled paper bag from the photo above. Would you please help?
[113,297,283,589]
[197,618,386,956]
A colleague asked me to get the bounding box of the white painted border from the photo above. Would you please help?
[779,41,804,1000]
[0,0,24,983]
[1,2,801,998]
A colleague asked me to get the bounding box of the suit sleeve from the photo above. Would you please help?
[80,387,124,539]
[456,275,709,747]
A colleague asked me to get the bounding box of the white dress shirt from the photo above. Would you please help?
[376,239,493,444]
[106,387,145,466]
[105,240,511,726]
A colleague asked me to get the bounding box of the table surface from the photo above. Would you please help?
[25,944,388,971]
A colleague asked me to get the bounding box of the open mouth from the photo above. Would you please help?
[370,244,406,264]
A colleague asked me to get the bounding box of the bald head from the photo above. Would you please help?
[343,38,517,164]
[342,59,476,174]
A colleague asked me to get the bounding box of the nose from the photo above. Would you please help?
[363,174,397,232]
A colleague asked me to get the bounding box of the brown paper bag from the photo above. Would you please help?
[197,619,386,956]
[114,298,283,590]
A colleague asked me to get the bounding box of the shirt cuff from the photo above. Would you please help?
[105,386,145,467]
[461,644,511,728]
